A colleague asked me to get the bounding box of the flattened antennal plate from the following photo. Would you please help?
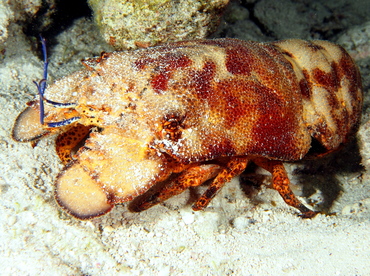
[12,106,50,142]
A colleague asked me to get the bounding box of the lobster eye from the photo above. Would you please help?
[164,118,180,131]
[162,113,186,141]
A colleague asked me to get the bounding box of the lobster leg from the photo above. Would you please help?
[130,164,221,212]
[55,124,91,164]
[253,158,318,218]
[192,157,248,211]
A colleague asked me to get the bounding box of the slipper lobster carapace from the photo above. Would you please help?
[12,38,362,219]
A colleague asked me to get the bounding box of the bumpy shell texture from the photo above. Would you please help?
[12,38,362,219]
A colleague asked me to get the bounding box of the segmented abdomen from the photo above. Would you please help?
[272,39,362,151]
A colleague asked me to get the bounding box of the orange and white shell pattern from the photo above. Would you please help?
[12,38,362,219]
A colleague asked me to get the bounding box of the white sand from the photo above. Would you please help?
[1,18,370,276]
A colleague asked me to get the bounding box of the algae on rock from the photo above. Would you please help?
[88,0,229,50]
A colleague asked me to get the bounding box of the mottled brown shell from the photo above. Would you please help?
[127,38,362,162]
[272,39,362,152]
[12,38,362,219]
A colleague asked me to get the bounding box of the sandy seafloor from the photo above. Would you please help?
[1,1,370,275]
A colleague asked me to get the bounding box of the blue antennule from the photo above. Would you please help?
[34,36,80,127]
